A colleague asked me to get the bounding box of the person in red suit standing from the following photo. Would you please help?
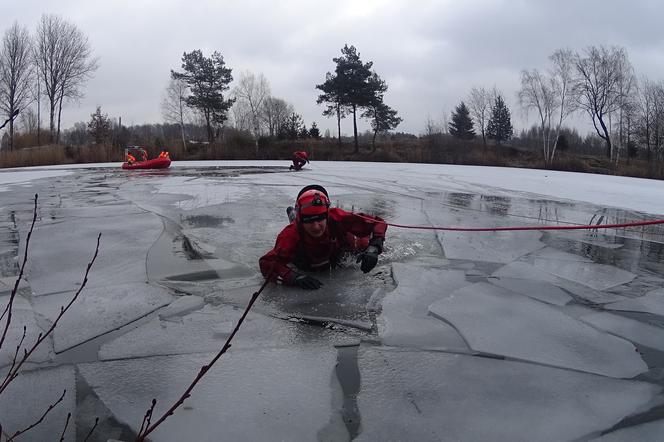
[259,185,387,289]
[290,151,309,170]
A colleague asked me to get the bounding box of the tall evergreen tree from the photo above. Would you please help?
[308,122,321,139]
[487,95,514,144]
[171,50,235,143]
[334,45,374,152]
[316,72,346,145]
[448,101,475,140]
[87,106,111,144]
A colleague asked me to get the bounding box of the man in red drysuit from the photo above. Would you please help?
[259,185,387,289]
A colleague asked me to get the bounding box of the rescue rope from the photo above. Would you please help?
[354,213,664,232]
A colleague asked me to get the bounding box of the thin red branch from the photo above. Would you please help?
[83,417,99,442]
[0,233,101,394]
[135,278,270,441]
[0,194,38,350]
[58,412,71,441]
[2,326,27,387]
[7,389,66,441]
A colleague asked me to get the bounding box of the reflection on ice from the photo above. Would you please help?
[429,282,647,377]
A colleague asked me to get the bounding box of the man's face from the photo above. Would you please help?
[301,218,327,238]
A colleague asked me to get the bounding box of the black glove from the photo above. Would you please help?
[292,273,323,290]
[357,237,384,273]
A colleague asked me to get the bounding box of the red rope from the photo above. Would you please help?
[354,213,664,232]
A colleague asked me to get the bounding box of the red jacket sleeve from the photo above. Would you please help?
[259,223,299,284]
[329,208,387,239]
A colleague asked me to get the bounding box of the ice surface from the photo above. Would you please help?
[0,295,52,367]
[580,311,664,351]
[489,276,572,306]
[531,247,636,290]
[493,261,627,304]
[378,263,469,349]
[99,304,330,360]
[590,419,664,441]
[605,288,664,316]
[23,204,163,295]
[429,282,647,377]
[80,347,341,441]
[32,282,173,352]
[356,345,661,442]
[0,365,76,441]
[4,161,664,441]
[157,294,205,319]
[440,230,545,263]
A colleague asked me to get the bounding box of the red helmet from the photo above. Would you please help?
[296,189,330,223]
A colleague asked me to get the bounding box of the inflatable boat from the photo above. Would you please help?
[121,156,171,170]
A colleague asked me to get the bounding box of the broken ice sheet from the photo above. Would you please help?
[580,311,664,352]
[0,296,52,367]
[99,304,328,360]
[32,282,173,352]
[429,282,647,378]
[377,263,470,350]
[590,419,664,441]
[531,247,636,290]
[493,261,627,304]
[489,276,572,306]
[356,345,661,442]
[439,229,544,263]
[0,365,76,442]
[22,207,163,295]
[605,288,664,317]
[79,347,341,442]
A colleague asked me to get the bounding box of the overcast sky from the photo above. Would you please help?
[5,0,664,137]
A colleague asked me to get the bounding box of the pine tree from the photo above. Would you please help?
[171,50,235,143]
[87,106,111,144]
[487,95,513,145]
[448,101,475,140]
[308,122,321,139]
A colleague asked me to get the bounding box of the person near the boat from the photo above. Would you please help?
[126,153,136,164]
[259,185,387,289]
[290,151,309,171]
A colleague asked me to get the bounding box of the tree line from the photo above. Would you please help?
[444,46,664,169]
[0,15,97,151]
[2,14,664,173]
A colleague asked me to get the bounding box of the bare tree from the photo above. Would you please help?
[232,71,270,140]
[519,69,556,164]
[613,54,637,164]
[34,14,98,144]
[518,49,577,168]
[18,106,38,134]
[467,86,493,147]
[260,96,293,137]
[0,22,33,151]
[549,49,576,160]
[574,46,632,159]
[636,78,664,163]
[161,78,190,152]
[423,114,441,137]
